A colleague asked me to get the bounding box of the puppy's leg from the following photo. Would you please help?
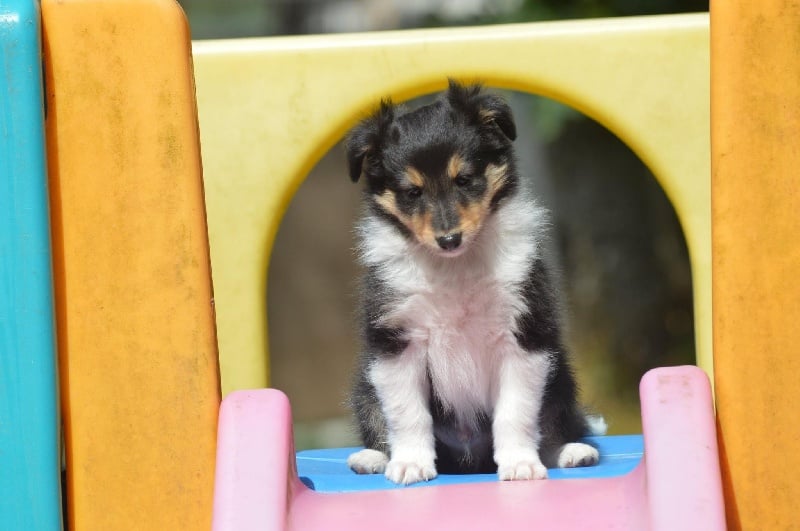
[370,342,437,485]
[348,362,391,474]
[492,347,551,481]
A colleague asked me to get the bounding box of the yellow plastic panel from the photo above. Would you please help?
[42,1,220,529]
[711,1,800,529]
[192,14,710,395]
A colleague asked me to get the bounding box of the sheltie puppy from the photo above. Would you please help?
[345,80,604,485]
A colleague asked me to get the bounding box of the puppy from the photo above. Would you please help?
[345,81,603,485]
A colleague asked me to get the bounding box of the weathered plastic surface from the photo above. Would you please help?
[711,1,800,528]
[41,1,220,529]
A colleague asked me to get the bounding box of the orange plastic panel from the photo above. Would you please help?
[711,1,800,529]
[42,1,220,529]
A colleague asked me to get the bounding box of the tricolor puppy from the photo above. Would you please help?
[346,81,603,485]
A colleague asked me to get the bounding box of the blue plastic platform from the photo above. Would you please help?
[297,435,643,493]
[0,1,62,529]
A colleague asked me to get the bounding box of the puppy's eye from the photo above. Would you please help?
[404,186,423,200]
[454,175,471,188]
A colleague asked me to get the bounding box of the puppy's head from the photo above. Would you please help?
[346,80,518,257]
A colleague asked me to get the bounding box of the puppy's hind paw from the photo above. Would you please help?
[384,459,437,485]
[347,448,389,474]
[557,442,599,468]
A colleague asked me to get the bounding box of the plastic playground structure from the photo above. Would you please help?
[1,0,798,529]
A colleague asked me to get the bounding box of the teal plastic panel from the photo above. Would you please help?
[0,0,62,529]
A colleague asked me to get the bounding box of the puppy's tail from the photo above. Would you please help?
[585,414,608,436]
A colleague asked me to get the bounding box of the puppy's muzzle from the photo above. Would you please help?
[436,232,462,251]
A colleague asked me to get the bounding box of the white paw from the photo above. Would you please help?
[497,460,548,480]
[384,459,437,485]
[557,442,599,468]
[347,448,389,474]
[495,448,548,481]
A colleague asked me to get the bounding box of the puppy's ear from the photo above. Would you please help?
[476,95,516,142]
[345,99,395,182]
[446,79,516,142]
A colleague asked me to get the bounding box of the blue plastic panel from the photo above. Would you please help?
[297,435,643,493]
[0,0,62,529]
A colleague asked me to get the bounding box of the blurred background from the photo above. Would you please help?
[179,0,708,448]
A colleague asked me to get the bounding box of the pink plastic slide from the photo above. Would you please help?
[211,365,726,530]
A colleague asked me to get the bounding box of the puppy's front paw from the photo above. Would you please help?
[347,448,389,474]
[384,459,437,485]
[556,442,599,468]
[496,449,548,481]
[497,460,548,481]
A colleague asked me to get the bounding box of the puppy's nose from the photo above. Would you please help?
[436,232,462,251]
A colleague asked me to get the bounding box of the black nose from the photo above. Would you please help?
[436,232,462,251]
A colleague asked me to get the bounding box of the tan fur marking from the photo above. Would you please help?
[408,211,436,247]
[375,190,401,218]
[485,163,508,196]
[478,108,497,124]
[447,154,466,180]
[450,163,509,242]
[405,167,425,188]
[375,190,437,247]
[457,202,490,239]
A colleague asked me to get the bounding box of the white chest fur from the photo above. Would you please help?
[396,274,523,418]
[359,192,547,424]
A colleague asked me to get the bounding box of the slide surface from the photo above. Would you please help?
[212,366,725,531]
[296,436,644,492]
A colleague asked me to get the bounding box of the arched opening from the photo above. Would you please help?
[268,90,695,449]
